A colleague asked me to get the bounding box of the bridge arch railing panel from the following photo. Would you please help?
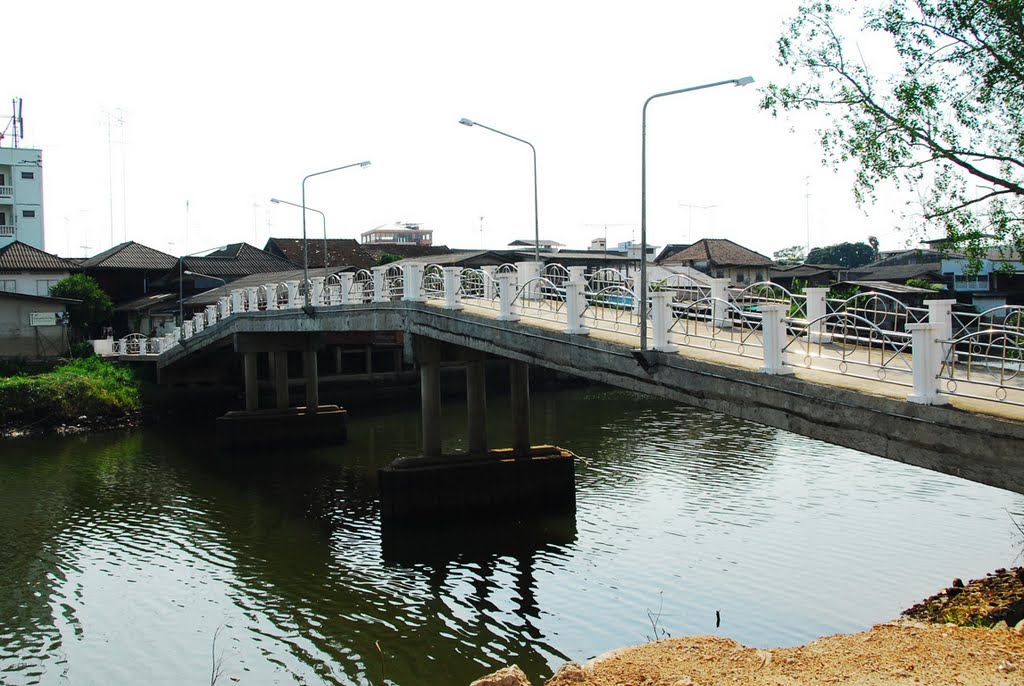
[543,263,570,288]
[667,297,765,362]
[652,274,712,306]
[422,264,446,300]
[581,284,643,337]
[459,268,501,311]
[730,282,806,320]
[938,327,1024,406]
[784,312,915,387]
[384,265,405,301]
[511,276,566,321]
[585,268,631,297]
[828,291,928,334]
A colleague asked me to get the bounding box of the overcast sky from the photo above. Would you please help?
[5,0,914,260]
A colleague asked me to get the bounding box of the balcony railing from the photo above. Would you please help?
[0,185,12,198]
[0,225,14,237]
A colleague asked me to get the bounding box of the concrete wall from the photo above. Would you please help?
[158,302,1024,495]
[0,270,70,296]
[0,297,68,357]
[0,148,44,250]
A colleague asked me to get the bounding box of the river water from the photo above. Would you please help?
[1,386,1022,686]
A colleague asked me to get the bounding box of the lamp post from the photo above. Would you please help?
[271,198,328,280]
[639,76,754,352]
[301,161,371,307]
[178,245,226,327]
[459,118,540,263]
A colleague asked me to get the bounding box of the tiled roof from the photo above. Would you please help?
[264,237,376,270]
[662,238,773,268]
[81,241,178,270]
[112,292,178,312]
[0,241,81,273]
[182,243,297,277]
[360,244,453,263]
[848,262,943,281]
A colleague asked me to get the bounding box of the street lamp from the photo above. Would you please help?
[459,118,540,263]
[301,161,371,307]
[178,245,226,327]
[271,198,328,280]
[639,76,754,352]
[183,270,228,302]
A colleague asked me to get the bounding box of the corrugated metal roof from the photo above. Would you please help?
[361,244,453,263]
[182,243,297,276]
[265,237,376,270]
[662,238,773,268]
[0,241,81,273]
[81,241,178,270]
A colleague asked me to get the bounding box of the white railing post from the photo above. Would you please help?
[403,263,425,302]
[286,280,301,308]
[231,289,244,314]
[338,273,354,304]
[218,297,230,320]
[496,272,520,322]
[926,299,956,341]
[193,313,204,333]
[517,261,542,300]
[568,266,587,284]
[758,304,794,375]
[264,284,279,309]
[372,266,387,302]
[804,287,831,343]
[206,304,218,325]
[650,291,677,352]
[443,267,464,310]
[311,276,326,306]
[710,278,732,329]
[246,287,259,311]
[907,323,950,405]
[482,266,497,300]
[564,280,590,335]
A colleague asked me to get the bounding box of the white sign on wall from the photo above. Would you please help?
[29,312,63,326]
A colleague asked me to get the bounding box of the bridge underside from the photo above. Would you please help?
[159,303,1024,496]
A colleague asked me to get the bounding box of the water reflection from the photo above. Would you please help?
[2,386,1023,686]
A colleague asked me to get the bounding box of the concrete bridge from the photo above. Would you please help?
[144,261,1024,499]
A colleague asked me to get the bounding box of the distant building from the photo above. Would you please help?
[0,241,78,295]
[659,238,773,285]
[0,290,74,358]
[508,238,564,251]
[616,240,660,262]
[361,223,433,246]
[0,147,43,250]
[264,237,375,271]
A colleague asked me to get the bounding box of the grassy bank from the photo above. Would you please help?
[0,357,140,435]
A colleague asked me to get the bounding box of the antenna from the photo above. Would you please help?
[17,98,23,142]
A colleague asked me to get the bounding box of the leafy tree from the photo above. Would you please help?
[377,253,403,265]
[807,241,877,267]
[49,274,113,340]
[761,0,1024,271]
[773,244,807,264]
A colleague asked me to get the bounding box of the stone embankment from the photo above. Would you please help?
[469,568,1024,686]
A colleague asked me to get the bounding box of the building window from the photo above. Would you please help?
[37,279,60,296]
[22,209,35,218]
[736,272,745,283]
[21,171,34,180]
[756,272,763,282]
[0,280,16,293]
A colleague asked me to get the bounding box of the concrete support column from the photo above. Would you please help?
[908,323,950,405]
[335,346,344,374]
[564,281,590,335]
[274,350,289,409]
[482,266,497,300]
[496,272,520,322]
[804,287,832,343]
[372,266,388,302]
[338,273,354,304]
[311,277,326,306]
[365,345,374,378]
[244,352,259,411]
[418,339,442,458]
[517,261,542,301]
[393,347,402,381]
[403,263,425,302]
[650,291,677,352]
[709,278,733,329]
[443,267,464,310]
[466,356,488,455]
[758,304,794,375]
[303,347,319,413]
[510,360,531,454]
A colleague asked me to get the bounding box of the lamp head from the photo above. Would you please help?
[359,161,371,168]
[734,76,755,86]
[270,198,281,204]
[458,118,475,127]
[183,270,195,276]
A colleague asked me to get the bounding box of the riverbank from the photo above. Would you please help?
[472,568,1024,686]
[0,357,141,438]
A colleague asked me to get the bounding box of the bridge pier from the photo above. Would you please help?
[216,334,347,448]
[379,336,575,521]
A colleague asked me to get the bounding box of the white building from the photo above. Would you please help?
[0,147,44,250]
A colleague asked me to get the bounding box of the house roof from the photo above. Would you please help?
[848,262,944,281]
[654,243,691,263]
[0,290,80,305]
[360,244,454,263]
[81,241,178,270]
[264,237,376,271]
[661,238,773,268]
[0,241,81,273]
[112,292,179,313]
[839,280,943,295]
[396,250,515,266]
[508,239,565,247]
[770,263,839,279]
[181,243,297,277]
